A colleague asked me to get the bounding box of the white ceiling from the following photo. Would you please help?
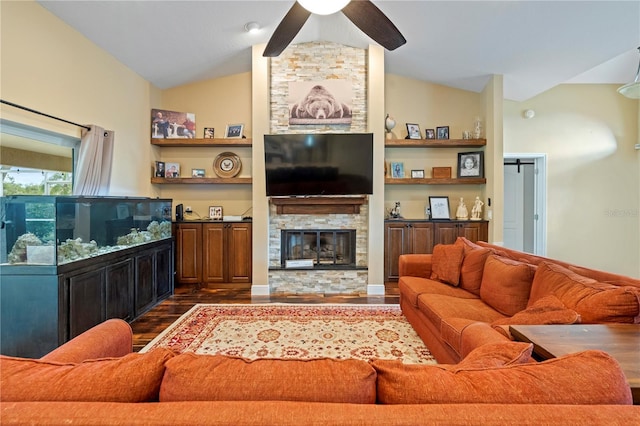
[38,0,640,101]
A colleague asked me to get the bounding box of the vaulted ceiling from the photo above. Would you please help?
[39,1,640,101]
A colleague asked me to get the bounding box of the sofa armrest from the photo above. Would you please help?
[459,322,513,359]
[399,254,433,279]
[40,319,133,363]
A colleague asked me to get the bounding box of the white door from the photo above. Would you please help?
[503,164,525,250]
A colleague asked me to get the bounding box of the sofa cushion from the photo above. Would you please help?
[452,341,533,370]
[491,295,581,338]
[480,255,537,316]
[455,237,492,295]
[528,262,640,323]
[430,244,465,286]
[373,350,632,405]
[399,277,478,308]
[440,317,477,356]
[0,349,174,402]
[160,354,377,404]
[418,294,506,331]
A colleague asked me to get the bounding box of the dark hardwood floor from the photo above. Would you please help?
[130,283,400,352]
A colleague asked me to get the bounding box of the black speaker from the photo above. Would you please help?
[175,204,184,221]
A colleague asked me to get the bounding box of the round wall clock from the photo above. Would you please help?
[213,152,241,178]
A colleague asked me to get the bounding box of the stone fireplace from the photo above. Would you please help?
[281,229,356,268]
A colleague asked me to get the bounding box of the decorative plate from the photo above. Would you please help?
[213,152,241,178]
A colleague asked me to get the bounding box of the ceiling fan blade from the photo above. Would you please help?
[263,2,311,57]
[342,0,406,51]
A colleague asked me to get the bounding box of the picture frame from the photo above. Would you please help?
[429,196,451,220]
[225,123,244,139]
[457,151,484,178]
[209,206,223,220]
[203,127,215,138]
[390,162,405,178]
[425,129,435,139]
[155,161,165,177]
[164,162,180,178]
[151,108,195,139]
[436,126,449,140]
[192,168,205,178]
[406,123,422,139]
[411,169,425,179]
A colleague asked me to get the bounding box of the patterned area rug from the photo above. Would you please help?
[140,304,436,364]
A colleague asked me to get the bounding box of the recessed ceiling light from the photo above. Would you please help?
[244,22,260,34]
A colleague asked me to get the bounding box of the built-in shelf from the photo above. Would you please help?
[151,138,252,147]
[385,177,486,185]
[385,138,486,148]
[270,196,367,214]
[151,177,252,184]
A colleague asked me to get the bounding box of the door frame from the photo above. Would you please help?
[503,153,547,256]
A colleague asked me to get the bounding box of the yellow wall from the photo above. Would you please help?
[504,85,639,277]
[1,0,154,197]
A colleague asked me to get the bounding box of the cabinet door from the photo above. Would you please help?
[227,223,252,283]
[202,223,225,283]
[409,222,434,254]
[459,222,488,243]
[433,222,460,245]
[105,259,134,321]
[155,242,173,299]
[175,223,202,284]
[135,251,155,316]
[67,269,106,339]
[384,222,410,282]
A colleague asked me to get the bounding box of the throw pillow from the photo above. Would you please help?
[455,237,492,295]
[528,262,640,323]
[160,354,377,404]
[480,255,537,316]
[373,350,631,405]
[452,341,533,370]
[430,243,465,286]
[0,348,174,402]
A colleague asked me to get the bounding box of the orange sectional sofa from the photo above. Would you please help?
[2,317,640,425]
[399,237,640,365]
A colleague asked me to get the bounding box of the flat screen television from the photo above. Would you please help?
[264,133,373,197]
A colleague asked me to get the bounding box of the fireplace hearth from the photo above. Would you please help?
[281,229,356,269]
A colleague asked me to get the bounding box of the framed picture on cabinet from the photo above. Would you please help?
[225,123,244,139]
[429,196,451,220]
[425,128,435,139]
[406,123,421,139]
[457,151,484,178]
[390,162,405,178]
[436,126,449,140]
[209,206,223,220]
[411,169,425,179]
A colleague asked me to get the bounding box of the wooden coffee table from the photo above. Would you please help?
[510,324,640,405]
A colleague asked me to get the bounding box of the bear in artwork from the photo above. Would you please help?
[290,85,352,120]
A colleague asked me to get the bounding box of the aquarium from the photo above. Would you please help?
[1,196,172,266]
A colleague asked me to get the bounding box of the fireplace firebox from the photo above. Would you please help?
[281,229,356,268]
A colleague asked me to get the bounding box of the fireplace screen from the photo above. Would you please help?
[281,229,356,267]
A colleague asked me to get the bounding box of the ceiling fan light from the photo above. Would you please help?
[618,46,640,99]
[298,0,350,15]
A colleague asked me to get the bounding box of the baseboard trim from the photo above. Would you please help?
[367,284,385,295]
[251,284,270,296]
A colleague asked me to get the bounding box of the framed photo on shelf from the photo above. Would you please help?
[425,128,435,139]
[203,127,215,138]
[225,123,244,139]
[209,206,223,220]
[436,126,449,140]
[429,196,451,220]
[192,168,205,178]
[406,123,422,139]
[164,162,180,178]
[411,169,425,179]
[390,162,405,178]
[155,161,165,177]
[457,151,484,178]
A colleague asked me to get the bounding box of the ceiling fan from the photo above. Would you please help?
[263,0,406,57]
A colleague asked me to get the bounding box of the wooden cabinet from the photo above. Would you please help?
[433,221,488,246]
[384,221,434,282]
[175,222,252,286]
[384,220,488,282]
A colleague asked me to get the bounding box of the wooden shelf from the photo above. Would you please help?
[151,138,252,147]
[151,177,252,184]
[270,196,367,214]
[385,138,486,148]
[385,177,486,185]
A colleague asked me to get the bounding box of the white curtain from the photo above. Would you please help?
[73,125,114,195]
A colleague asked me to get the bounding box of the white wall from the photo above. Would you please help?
[504,84,639,277]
